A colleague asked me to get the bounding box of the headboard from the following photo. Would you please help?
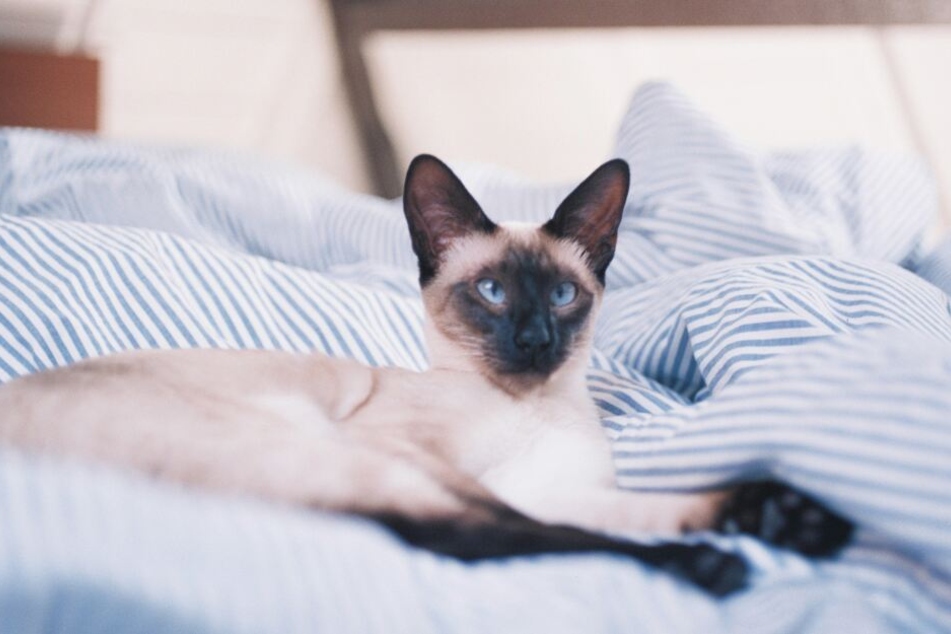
[328,0,951,197]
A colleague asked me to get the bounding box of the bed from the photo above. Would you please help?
[1,80,951,632]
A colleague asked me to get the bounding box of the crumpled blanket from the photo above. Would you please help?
[1,82,950,633]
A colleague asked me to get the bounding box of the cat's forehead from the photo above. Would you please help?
[436,221,593,284]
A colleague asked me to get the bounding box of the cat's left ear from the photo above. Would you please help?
[403,154,497,286]
[542,159,630,285]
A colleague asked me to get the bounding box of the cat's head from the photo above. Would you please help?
[403,155,629,394]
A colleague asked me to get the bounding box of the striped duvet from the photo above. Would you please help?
[1,82,950,633]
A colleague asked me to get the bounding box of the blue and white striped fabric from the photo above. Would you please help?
[1,81,951,633]
[918,236,951,297]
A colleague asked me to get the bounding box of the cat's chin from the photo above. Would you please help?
[495,357,561,378]
[479,346,594,399]
[485,366,569,398]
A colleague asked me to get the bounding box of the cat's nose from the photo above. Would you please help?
[514,321,552,353]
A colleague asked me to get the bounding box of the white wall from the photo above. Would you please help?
[1,0,949,231]
[1,0,370,191]
[367,27,951,230]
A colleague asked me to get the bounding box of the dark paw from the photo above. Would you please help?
[716,481,853,557]
[655,542,749,597]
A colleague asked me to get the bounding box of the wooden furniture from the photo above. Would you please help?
[327,0,951,197]
[0,47,100,132]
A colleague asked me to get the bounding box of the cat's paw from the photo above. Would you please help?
[715,481,853,557]
[654,542,749,597]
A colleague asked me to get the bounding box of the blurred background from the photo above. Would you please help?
[0,0,949,227]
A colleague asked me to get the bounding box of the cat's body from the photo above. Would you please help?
[0,332,717,536]
[0,155,852,595]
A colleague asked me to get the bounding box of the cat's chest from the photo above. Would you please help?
[426,392,622,523]
[448,395,617,506]
[345,369,615,493]
[453,398,597,464]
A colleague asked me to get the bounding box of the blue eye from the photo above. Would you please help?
[476,278,506,304]
[550,281,577,307]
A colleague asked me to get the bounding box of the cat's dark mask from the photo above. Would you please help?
[403,155,629,387]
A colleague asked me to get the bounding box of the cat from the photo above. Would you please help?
[0,155,852,596]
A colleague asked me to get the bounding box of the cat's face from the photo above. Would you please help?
[403,155,629,392]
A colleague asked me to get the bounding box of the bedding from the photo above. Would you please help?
[1,81,951,633]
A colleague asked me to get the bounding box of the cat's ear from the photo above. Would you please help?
[403,154,497,286]
[542,159,629,285]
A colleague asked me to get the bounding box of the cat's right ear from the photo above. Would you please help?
[403,154,497,286]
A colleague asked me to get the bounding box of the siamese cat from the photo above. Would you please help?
[0,155,851,596]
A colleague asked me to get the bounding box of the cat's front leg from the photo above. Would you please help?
[524,487,729,535]
[530,483,853,558]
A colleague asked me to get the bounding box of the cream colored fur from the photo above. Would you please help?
[0,275,722,535]
[0,189,725,535]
